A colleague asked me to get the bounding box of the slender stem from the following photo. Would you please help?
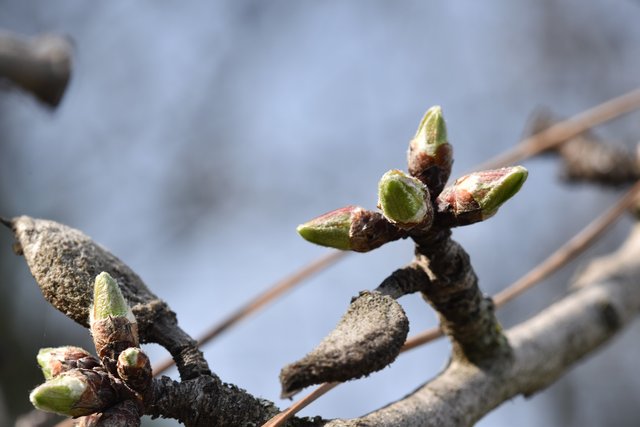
[262,183,640,427]
[152,250,347,376]
[400,327,443,352]
[261,382,340,427]
[493,180,640,306]
[478,87,640,170]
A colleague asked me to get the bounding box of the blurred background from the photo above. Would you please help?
[1,1,640,426]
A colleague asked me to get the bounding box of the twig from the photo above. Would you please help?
[263,182,640,427]
[478,87,640,170]
[493,180,640,306]
[152,250,347,376]
[0,31,73,107]
[0,217,12,229]
[261,382,339,427]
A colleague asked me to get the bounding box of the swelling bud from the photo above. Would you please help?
[407,106,453,194]
[377,170,433,230]
[437,166,528,226]
[30,373,89,417]
[297,206,405,252]
[36,346,99,380]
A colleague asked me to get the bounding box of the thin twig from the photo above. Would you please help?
[264,182,640,427]
[493,180,640,306]
[478,87,640,170]
[152,250,347,376]
[262,382,340,427]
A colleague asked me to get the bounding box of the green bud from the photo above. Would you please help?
[437,166,528,226]
[413,105,448,152]
[119,347,146,368]
[91,272,134,324]
[377,170,433,230]
[36,346,99,380]
[457,166,528,215]
[29,374,88,417]
[407,106,453,194]
[297,206,359,250]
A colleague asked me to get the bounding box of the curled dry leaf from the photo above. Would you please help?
[279,291,409,398]
[7,216,160,332]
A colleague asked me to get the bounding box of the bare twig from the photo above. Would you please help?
[478,87,640,170]
[152,250,347,376]
[0,31,73,107]
[264,182,640,426]
[493,180,640,306]
[262,382,339,427]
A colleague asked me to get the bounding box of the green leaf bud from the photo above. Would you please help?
[437,166,528,226]
[36,346,99,380]
[377,170,433,230]
[407,106,453,194]
[30,369,117,417]
[29,373,88,417]
[297,206,405,252]
[91,272,135,324]
[297,206,355,250]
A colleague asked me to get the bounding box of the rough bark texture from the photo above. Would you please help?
[279,291,409,397]
[9,214,640,426]
[144,376,326,427]
[375,264,432,299]
[414,229,510,363]
[349,210,408,253]
[323,222,640,426]
[7,216,210,381]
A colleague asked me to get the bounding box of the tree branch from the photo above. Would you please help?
[324,222,640,426]
[0,31,72,107]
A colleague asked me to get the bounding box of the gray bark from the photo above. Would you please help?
[324,222,640,426]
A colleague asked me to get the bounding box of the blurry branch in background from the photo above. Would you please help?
[0,31,73,107]
[478,87,640,170]
[152,250,347,376]
[264,180,640,427]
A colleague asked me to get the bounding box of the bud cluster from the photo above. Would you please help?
[296,105,528,251]
[29,272,151,419]
[436,166,528,227]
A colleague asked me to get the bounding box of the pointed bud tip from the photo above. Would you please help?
[378,170,432,229]
[92,272,134,323]
[479,166,528,213]
[29,375,87,416]
[414,105,448,149]
[119,347,147,368]
[297,206,358,250]
[450,166,528,220]
[36,348,56,380]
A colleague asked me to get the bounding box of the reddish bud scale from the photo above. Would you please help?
[117,348,152,394]
[349,210,407,252]
[435,186,483,227]
[31,368,119,417]
[38,347,101,380]
[435,166,528,227]
[408,142,453,197]
[91,316,139,375]
[297,206,406,252]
